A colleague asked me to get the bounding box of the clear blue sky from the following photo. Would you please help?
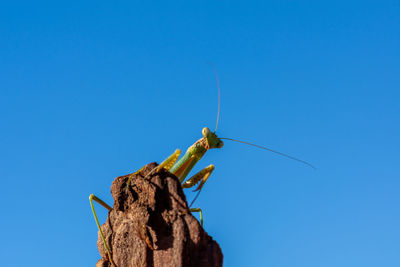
[1,1,399,266]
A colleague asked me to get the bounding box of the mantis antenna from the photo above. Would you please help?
[208,62,221,132]
[220,137,316,169]
[208,64,315,169]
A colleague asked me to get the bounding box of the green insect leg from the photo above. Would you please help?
[190,208,203,227]
[182,164,214,190]
[88,194,116,267]
[180,165,215,226]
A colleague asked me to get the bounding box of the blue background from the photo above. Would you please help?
[1,1,399,266]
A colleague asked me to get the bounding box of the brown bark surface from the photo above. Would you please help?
[95,163,223,267]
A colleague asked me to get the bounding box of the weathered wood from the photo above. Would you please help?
[96,163,223,267]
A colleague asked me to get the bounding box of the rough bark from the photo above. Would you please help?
[95,163,223,267]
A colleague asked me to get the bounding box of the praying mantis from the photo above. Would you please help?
[89,68,315,265]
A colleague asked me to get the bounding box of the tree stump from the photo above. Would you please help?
[95,163,223,267]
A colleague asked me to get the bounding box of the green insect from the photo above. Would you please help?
[89,68,315,264]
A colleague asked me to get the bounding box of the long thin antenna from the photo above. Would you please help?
[220,137,316,169]
[208,63,221,132]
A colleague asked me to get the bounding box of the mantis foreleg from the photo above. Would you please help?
[182,164,214,191]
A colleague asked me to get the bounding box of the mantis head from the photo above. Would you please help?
[202,127,224,149]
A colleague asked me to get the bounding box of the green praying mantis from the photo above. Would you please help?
[89,68,315,264]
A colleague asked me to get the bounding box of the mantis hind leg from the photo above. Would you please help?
[125,166,145,192]
[89,194,116,267]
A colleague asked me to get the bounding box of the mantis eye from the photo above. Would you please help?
[202,127,210,137]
